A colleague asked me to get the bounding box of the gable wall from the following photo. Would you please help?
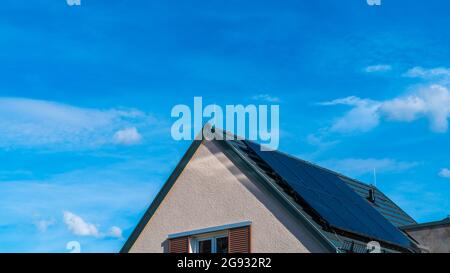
[129,140,329,253]
[406,226,450,253]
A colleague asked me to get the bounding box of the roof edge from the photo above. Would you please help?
[120,139,203,253]
[402,217,450,231]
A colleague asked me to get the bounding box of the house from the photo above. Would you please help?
[401,217,450,253]
[121,130,422,253]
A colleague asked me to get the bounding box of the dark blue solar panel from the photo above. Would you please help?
[244,141,412,249]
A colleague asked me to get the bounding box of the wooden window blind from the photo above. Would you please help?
[168,236,189,253]
[228,226,251,253]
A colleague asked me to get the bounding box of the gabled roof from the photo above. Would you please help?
[226,139,418,253]
[121,131,419,253]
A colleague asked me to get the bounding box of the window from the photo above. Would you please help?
[193,234,229,253]
[216,236,229,253]
[167,222,251,253]
[197,238,212,253]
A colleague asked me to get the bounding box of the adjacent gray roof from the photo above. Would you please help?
[402,216,450,231]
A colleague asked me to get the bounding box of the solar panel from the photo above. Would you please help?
[244,141,412,249]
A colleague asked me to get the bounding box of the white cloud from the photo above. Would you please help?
[381,85,450,132]
[113,127,142,145]
[318,96,368,107]
[380,96,426,122]
[319,96,381,133]
[331,104,380,133]
[62,211,124,240]
[439,168,450,179]
[0,97,153,149]
[321,158,418,177]
[108,226,123,239]
[63,211,100,237]
[320,85,450,133]
[365,64,392,73]
[251,94,280,103]
[404,66,450,79]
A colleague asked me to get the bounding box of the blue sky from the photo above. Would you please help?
[1,0,450,252]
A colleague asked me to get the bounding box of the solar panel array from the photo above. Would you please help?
[342,177,417,227]
[244,141,412,249]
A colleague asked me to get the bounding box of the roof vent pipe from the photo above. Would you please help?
[368,188,376,203]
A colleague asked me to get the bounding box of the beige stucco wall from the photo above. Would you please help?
[406,226,450,253]
[129,140,329,253]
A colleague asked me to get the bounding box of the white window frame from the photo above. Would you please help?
[167,221,251,253]
[190,232,229,253]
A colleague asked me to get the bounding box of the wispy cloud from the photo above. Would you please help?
[364,64,392,73]
[251,94,280,103]
[0,155,173,252]
[0,97,158,150]
[404,66,450,79]
[320,84,450,133]
[306,133,339,149]
[438,168,450,179]
[321,158,418,177]
[318,96,380,133]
